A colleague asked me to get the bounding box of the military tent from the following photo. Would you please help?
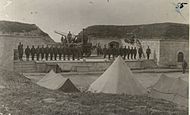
[88,56,147,95]
[149,74,188,107]
[37,70,80,92]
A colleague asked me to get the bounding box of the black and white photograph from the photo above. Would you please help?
[0,0,189,114]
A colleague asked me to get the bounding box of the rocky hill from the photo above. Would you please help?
[0,21,55,43]
[80,23,189,40]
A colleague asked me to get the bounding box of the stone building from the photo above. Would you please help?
[140,39,189,67]
[82,23,189,68]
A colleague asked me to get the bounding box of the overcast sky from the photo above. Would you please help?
[0,0,189,42]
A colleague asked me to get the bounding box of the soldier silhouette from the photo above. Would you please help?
[146,46,151,60]
[18,42,23,60]
[45,45,49,61]
[25,45,30,61]
[36,46,40,61]
[30,45,36,61]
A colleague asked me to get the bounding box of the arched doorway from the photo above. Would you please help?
[177,52,184,62]
[109,41,119,48]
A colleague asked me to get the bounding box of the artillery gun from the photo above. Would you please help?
[54,30,92,57]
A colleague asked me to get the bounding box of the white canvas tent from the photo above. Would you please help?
[149,74,188,107]
[37,70,79,92]
[88,56,147,95]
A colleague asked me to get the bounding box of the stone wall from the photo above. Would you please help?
[0,35,54,70]
[89,37,121,47]
[159,40,189,67]
[140,39,160,62]
[14,60,157,73]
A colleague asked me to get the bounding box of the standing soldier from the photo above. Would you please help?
[71,45,76,60]
[130,47,134,60]
[67,45,71,60]
[134,47,137,59]
[182,60,188,74]
[138,46,143,59]
[103,45,107,58]
[30,45,36,61]
[119,46,123,57]
[18,42,23,60]
[58,45,62,60]
[53,45,58,60]
[127,46,130,60]
[62,45,66,60]
[25,45,30,61]
[40,45,45,60]
[146,46,151,60]
[123,46,127,60]
[36,46,40,61]
[107,46,111,60]
[49,45,54,60]
[45,45,49,61]
[112,46,117,59]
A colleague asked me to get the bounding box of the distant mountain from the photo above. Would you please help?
[80,23,189,40]
[0,21,55,43]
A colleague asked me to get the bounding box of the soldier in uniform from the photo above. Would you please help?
[71,45,76,60]
[18,42,23,60]
[25,45,30,61]
[40,45,45,60]
[53,45,58,60]
[58,45,62,60]
[138,46,143,59]
[103,45,107,58]
[134,47,137,59]
[49,45,54,60]
[30,45,36,61]
[123,46,127,60]
[36,46,40,61]
[112,46,117,59]
[130,47,134,60]
[107,46,111,60]
[127,46,130,60]
[67,45,71,60]
[45,45,49,61]
[119,46,123,57]
[67,31,72,43]
[182,60,188,74]
[146,46,151,60]
[62,45,66,60]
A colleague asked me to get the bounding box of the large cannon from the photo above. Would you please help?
[54,30,92,57]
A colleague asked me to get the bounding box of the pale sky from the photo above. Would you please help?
[0,0,189,42]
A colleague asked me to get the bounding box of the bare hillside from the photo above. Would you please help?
[79,23,189,40]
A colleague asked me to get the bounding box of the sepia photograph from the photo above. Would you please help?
[0,0,189,114]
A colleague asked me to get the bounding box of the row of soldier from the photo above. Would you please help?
[99,45,151,60]
[18,43,83,61]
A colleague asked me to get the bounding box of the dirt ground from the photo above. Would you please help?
[0,69,188,115]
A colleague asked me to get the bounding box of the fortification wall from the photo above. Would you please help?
[0,35,54,70]
[159,40,189,67]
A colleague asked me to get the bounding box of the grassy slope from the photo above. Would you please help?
[79,23,189,40]
[0,21,55,43]
[0,69,188,115]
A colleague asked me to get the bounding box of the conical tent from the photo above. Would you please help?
[37,70,79,92]
[88,56,147,95]
[149,74,188,107]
